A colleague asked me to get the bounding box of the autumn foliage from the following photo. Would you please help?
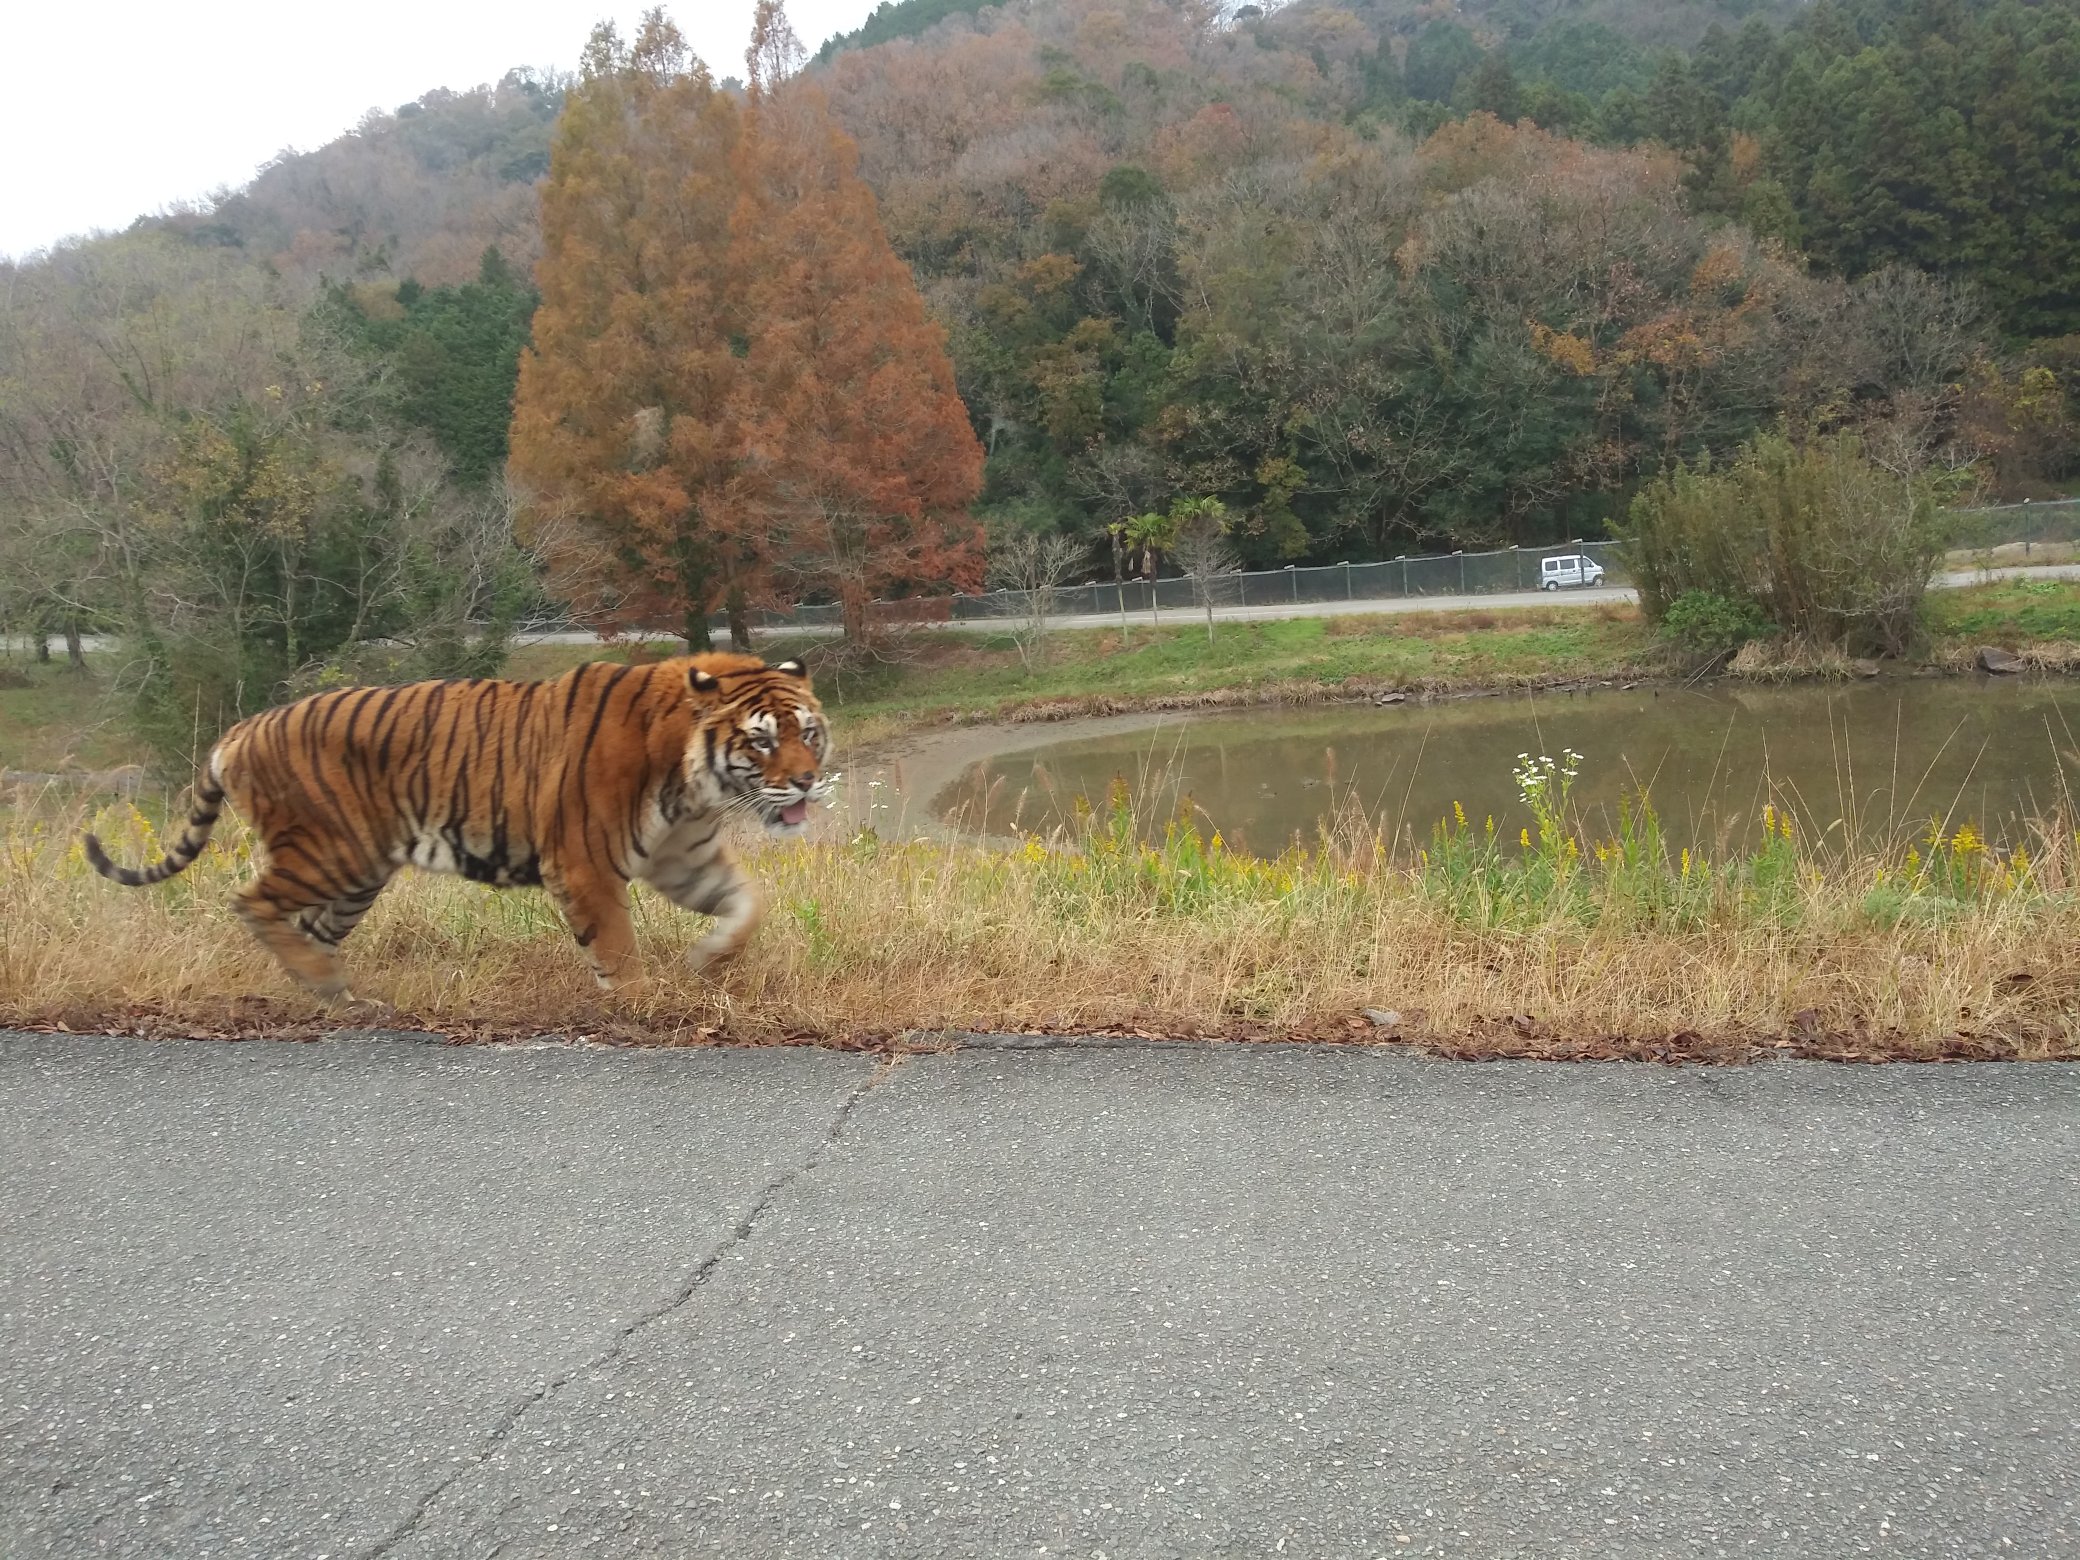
[731,2,985,641]
[510,3,980,646]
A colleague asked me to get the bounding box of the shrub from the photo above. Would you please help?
[1661,590,1772,656]
[1619,431,1952,656]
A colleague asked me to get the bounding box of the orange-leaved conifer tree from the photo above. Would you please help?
[727,0,984,643]
[509,11,759,650]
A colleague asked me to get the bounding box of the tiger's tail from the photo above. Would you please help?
[83,771,228,887]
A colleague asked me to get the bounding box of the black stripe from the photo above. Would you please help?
[574,665,635,774]
[292,696,366,847]
[367,683,411,773]
[408,683,449,824]
[433,689,469,799]
[265,863,335,902]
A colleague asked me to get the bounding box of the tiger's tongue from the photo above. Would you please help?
[779,800,809,825]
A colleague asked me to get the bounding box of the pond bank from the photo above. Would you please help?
[828,575,2080,756]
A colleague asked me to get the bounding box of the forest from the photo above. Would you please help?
[1,0,2076,756]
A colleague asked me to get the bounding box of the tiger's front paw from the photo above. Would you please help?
[685,936,746,976]
[321,992,399,1025]
[591,967,649,999]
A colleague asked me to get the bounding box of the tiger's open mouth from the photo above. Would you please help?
[758,775,834,835]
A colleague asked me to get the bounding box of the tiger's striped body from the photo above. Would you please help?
[83,654,831,998]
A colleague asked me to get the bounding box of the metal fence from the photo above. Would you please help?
[717,538,1633,634]
[525,498,2077,638]
[1947,498,2080,553]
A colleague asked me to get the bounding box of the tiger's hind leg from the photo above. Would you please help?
[545,868,642,993]
[232,860,380,1001]
[292,878,397,1012]
[295,878,392,953]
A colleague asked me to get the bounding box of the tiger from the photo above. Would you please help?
[83,653,832,999]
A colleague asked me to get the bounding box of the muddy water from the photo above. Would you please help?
[928,679,2080,855]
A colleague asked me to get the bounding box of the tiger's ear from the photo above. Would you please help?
[689,667,721,694]
[772,659,807,678]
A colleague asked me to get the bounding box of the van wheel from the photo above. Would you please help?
[1542,580,1559,591]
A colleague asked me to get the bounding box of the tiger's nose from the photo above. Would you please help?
[792,770,817,790]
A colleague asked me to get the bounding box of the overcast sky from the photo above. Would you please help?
[0,0,877,261]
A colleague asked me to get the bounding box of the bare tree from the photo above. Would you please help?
[1846,266,1986,399]
[1170,500,1240,643]
[987,527,1086,671]
[1084,197,1181,338]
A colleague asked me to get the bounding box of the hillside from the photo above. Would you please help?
[4,0,2076,617]
[153,69,564,288]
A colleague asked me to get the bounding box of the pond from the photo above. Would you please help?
[931,678,2080,856]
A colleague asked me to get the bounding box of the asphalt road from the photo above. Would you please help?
[2,1033,2075,1558]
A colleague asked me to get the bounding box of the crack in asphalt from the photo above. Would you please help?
[358,1056,897,1560]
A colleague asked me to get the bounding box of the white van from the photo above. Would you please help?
[1540,553,1606,590]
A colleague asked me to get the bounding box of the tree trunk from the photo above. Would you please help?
[672,526,715,653]
[1111,532,1129,642]
[841,584,869,644]
[1203,591,1215,644]
[726,585,752,651]
[63,616,85,671]
[682,607,713,653]
[33,631,50,664]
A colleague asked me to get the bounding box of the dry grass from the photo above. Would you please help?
[3,789,2075,1061]
[1725,638,1868,681]
[1929,640,2080,674]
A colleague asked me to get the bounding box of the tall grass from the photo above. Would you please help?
[3,761,2075,1057]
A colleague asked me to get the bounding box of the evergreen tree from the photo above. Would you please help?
[1467,53,1522,123]
[1406,21,1483,104]
[332,248,537,485]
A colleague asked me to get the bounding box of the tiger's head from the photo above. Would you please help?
[688,655,833,838]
